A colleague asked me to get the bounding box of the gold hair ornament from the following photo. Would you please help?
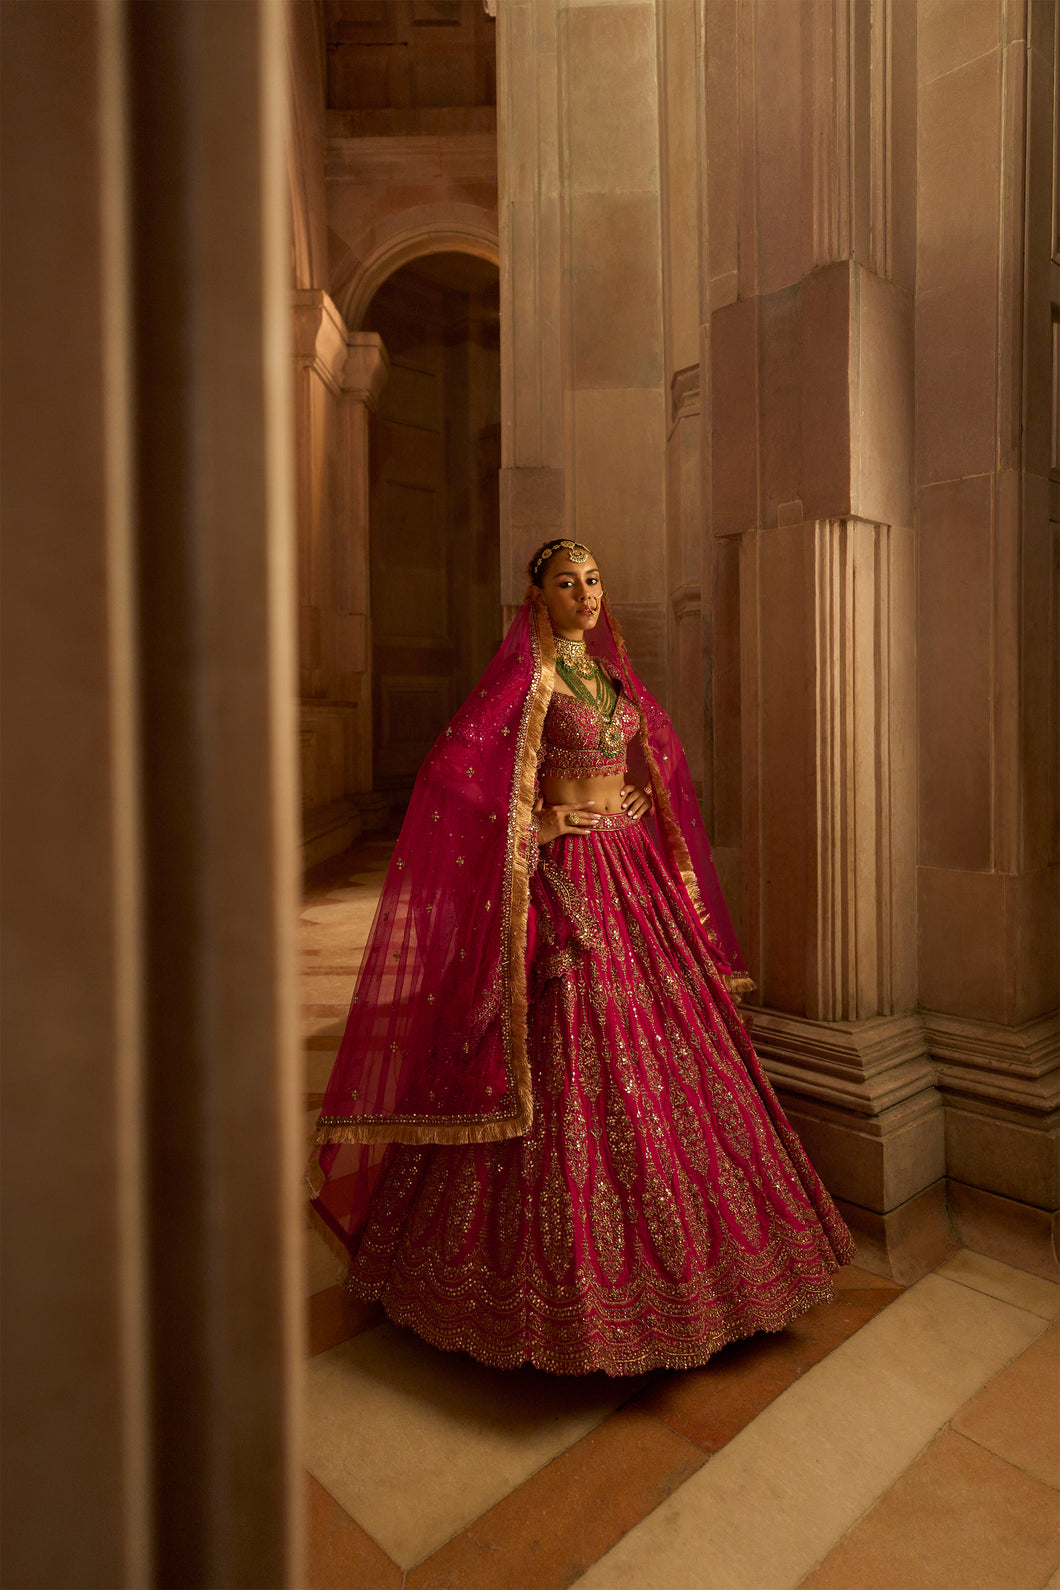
[531,539,590,577]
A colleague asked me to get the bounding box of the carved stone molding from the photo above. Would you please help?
[325,132,498,185]
[670,363,700,428]
[750,1009,934,1121]
[669,582,701,624]
[292,288,349,396]
[926,1009,1060,1117]
[808,517,917,1022]
[927,1009,1059,1211]
[752,1000,1059,1222]
[342,332,390,411]
[751,1008,944,1218]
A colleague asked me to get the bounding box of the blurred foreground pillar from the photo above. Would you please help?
[1,2,303,1585]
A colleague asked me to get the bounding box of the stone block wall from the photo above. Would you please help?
[496,0,1058,1280]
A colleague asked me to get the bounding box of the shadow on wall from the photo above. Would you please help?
[363,251,501,798]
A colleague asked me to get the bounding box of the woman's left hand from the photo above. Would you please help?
[620,784,652,819]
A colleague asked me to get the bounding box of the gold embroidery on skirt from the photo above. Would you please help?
[605,1089,639,1189]
[589,1176,626,1283]
[564,1088,590,1189]
[541,1147,575,1280]
[577,1024,602,1100]
[643,1165,688,1281]
[496,1160,524,1273]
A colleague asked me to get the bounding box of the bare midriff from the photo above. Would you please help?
[541,772,627,814]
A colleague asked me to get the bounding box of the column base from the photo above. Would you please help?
[947,1181,1060,1283]
[350,791,393,832]
[926,1008,1059,1209]
[835,1179,1060,1285]
[836,1180,957,1286]
[751,1009,945,1212]
[301,799,362,870]
[751,1007,1059,1282]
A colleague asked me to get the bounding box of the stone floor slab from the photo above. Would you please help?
[305,1473,402,1590]
[936,1249,1060,1320]
[952,1320,1060,1489]
[304,1322,634,1569]
[633,1284,901,1452]
[570,1272,1048,1590]
[405,1402,705,1590]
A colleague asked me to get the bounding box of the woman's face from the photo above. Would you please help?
[539,551,603,639]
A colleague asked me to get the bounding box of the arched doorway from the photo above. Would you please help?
[362,250,501,797]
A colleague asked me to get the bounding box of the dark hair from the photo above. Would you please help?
[527,539,592,586]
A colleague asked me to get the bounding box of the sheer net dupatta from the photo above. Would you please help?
[312,594,555,1178]
[595,596,754,999]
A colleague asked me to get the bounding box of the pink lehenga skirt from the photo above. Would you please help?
[347,813,857,1376]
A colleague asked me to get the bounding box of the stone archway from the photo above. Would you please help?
[337,215,499,333]
[359,248,501,798]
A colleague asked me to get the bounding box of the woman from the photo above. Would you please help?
[309,540,856,1375]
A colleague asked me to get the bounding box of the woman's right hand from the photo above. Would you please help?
[534,799,600,844]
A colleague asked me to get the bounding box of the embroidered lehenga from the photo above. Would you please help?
[309,592,856,1376]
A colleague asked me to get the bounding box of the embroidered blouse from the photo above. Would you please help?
[538,688,640,781]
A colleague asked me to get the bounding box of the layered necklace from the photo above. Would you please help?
[554,635,625,758]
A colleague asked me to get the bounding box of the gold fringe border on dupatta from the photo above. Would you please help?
[313,1115,542,1148]
[500,590,556,1136]
[723,973,757,1001]
[311,595,554,1150]
[305,1193,356,1272]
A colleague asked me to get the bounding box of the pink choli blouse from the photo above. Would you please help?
[538,688,641,781]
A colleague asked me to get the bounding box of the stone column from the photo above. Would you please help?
[127,2,303,1581]
[2,3,150,1582]
[657,0,709,793]
[2,1,304,1583]
[496,0,566,615]
[914,0,1059,1271]
[341,332,390,814]
[497,0,668,693]
[293,288,366,866]
[705,0,942,1279]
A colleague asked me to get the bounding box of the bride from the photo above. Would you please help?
[308,539,855,1375]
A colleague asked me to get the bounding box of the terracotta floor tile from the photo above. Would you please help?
[307,1283,384,1356]
[305,1473,402,1590]
[797,1428,1059,1590]
[405,1402,706,1590]
[952,1319,1059,1488]
[633,1286,901,1451]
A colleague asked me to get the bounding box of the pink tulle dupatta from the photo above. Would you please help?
[313,595,554,1154]
[593,594,751,994]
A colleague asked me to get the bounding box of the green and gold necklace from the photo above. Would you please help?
[554,635,624,758]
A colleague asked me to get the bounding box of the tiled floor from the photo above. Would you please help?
[301,840,1060,1590]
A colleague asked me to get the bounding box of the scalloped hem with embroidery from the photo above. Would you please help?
[349,1252,847,1378]
[339,818,856,1377]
